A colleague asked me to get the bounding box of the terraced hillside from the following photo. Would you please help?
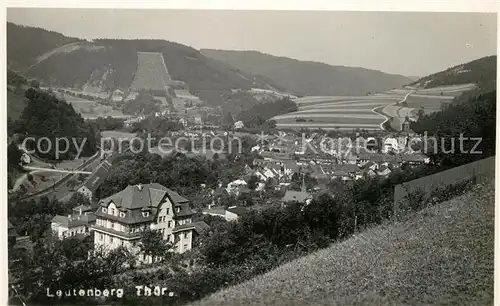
[272,77,479,131]
[196,180,494,306]
[272,91,407,131]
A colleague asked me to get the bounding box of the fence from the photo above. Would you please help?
[393,156,495,217]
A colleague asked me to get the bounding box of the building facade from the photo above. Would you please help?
[92,183,195,263]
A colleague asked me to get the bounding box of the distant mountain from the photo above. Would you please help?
[6,23,279,107]
[406,76,420,82]
[200,49,413,96]
[409,55,496,89]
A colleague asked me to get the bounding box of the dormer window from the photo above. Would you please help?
[102,207,107,213]
[176,207,181,213]
[142,211,150,217]
[119,212,126,218]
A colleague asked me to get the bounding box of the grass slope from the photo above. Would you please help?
[201,49,413,96]
[195,180,494,306]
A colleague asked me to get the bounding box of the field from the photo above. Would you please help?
[196,179,494,306]
[273,84,475,131]
[55,92,129,119]
[274,93,406,130]
[130,52,171,92]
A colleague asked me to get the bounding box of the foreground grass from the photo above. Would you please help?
[195,181,494,306]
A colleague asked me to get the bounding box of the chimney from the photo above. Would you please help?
[68,215,72,220]
[79,208,83,215]
[137,184,143,191]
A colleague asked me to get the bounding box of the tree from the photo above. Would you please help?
[29,79,40,89]
[247,175,259,190]
[139,227,172,263]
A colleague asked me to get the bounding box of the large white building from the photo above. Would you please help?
[92,183,196,263]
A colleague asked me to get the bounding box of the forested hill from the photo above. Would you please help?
[409,55,496,89]
[9,22,416,107]
[7,23,84,70]
[7,23,281,106]
[200,49,413,96]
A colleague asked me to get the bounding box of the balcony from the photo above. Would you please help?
[91,225,143,240]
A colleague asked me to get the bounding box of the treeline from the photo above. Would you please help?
[122,92,162,116]
[10,88,100,160]
[95,152,246,202]
[411,55,496,89]
[237,97,297,129]
[87,116,125,131]
[411,90,496,167]
[7,22,83,70]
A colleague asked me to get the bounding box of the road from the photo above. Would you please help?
[23,166,93,175]
[374,90,414,130]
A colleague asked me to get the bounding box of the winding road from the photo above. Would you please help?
[372,90,415,130]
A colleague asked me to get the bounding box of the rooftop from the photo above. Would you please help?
[282,190,312,203]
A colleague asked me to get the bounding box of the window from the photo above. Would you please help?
[99,233,103,241]
[166,208,170,215]
[184,232,188,239]
[110,208,115,215]
[168,221,172,228]
[111,222,114,229]
[102,207,107,213]
[176,207,181,213]
[184,244,188,250]
[142,211,150,217]
[120,212,126,218]
[110,237,113,244]
[166,234,171,241]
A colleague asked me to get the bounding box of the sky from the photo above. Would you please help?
[7,9,497,77]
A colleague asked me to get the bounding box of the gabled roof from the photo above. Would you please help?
[72,205,93,213]
[202,207,226,216]
[282,190,312,203]
[82,160,112,193]
[96,183,193,225]
[192,221,210,235]
[51,214,96,228]
[227,206,250,216]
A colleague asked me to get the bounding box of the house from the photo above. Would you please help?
[202,205,249,222]
[51,205,96,239]
[226,179,247,195]
[234,121,244,129]
[362,167,377,178]
[77,159,113,201]
[401,153,430,165]
[112,89,124,102]
[92,183,195,263]
[260,151,292,162]
[253,158,266,166]
[281,190,312,205]
[322,164,360,180]
[376,165,392,176]
[283,161,299,178]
